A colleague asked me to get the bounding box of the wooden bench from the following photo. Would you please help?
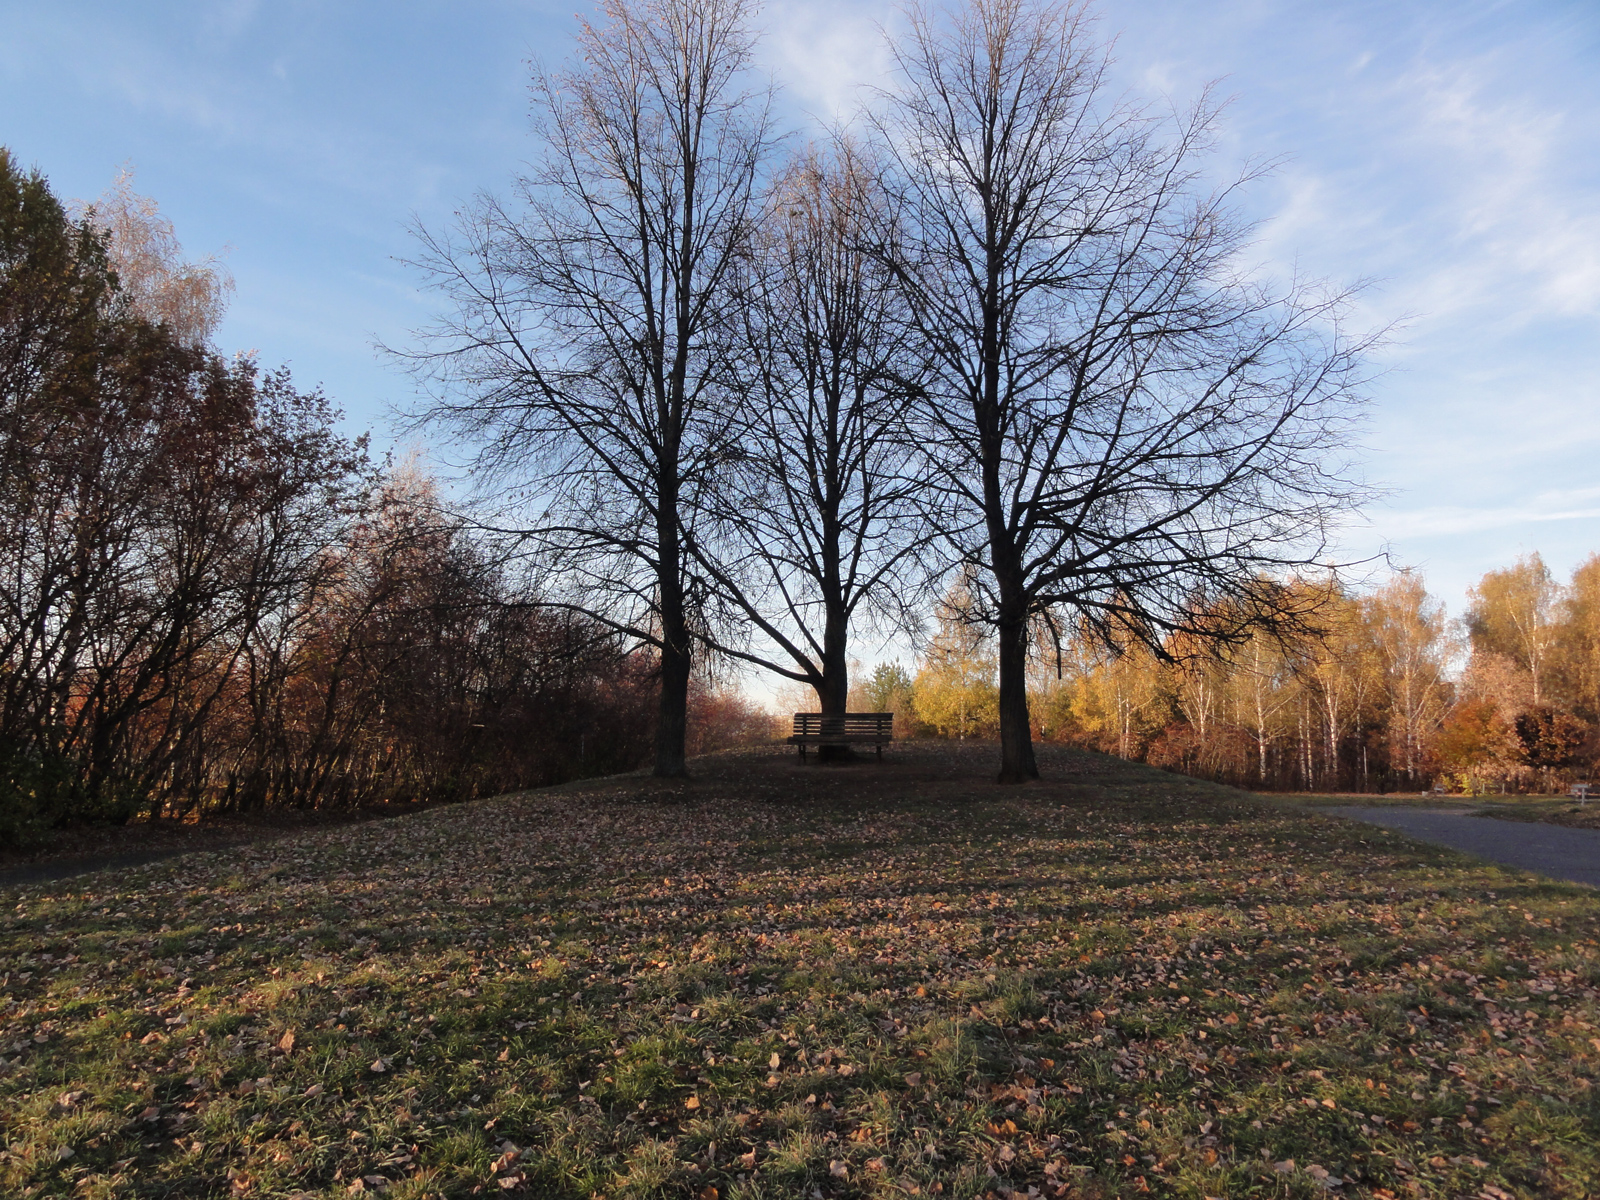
[787,712,894,761]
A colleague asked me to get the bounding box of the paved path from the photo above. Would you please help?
[1322,806,1600,888]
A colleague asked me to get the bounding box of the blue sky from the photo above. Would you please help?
[4,0,1599,627]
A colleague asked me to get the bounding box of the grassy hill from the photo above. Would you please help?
[3,742,1597,1199]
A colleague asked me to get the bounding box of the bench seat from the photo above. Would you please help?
[787,712,894,760]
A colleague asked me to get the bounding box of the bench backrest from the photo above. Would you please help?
[792,712,893,738]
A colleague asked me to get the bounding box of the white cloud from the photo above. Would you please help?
[761,0,897,129]
[1397,60,1600,322]
[1375,487,1600,540]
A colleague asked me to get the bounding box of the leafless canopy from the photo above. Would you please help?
[694,139,931,716]
[873,0,1378,780]
[398,0,776,776]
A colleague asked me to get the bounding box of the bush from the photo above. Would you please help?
[0,737,134,847]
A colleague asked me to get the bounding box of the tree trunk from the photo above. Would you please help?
[815,607,852,761]
[983,300,1036,782]
[1253,658,1269,784]
[655,627,690,777]
[654,489,691,778]
[996,608,1038,782]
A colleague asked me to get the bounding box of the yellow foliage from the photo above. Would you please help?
[911,586,998,739]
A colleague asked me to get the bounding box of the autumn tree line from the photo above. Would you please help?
[0,152,767,841]
[4,0,1388,834]
[883,555,1600,794]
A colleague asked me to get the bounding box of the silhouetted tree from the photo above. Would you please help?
[401,0,775,777]
[873,0,1375,781]
[702,140,927,738]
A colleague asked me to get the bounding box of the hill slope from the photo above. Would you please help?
[3,742,1597,1199]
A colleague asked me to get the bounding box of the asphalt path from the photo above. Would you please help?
[1322,806,1600,888]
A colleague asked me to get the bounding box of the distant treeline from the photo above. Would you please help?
[890,562,1599,794]
[0,153,765,840]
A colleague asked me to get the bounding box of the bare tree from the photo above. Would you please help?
[401,0,775,777]
[873,0,1376,781]
[696,140,927,735]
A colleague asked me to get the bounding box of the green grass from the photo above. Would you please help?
[3,742,1598,1199]
[1465,799,1600,829]
[1276,794,1479,809]
[1279,790,1600,830]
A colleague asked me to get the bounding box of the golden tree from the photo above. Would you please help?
[1466,553,1562,707]
[80,167,233,346]
[1365,573,1453,785]
[1559,553,1600,727]
[912,585,999,739]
